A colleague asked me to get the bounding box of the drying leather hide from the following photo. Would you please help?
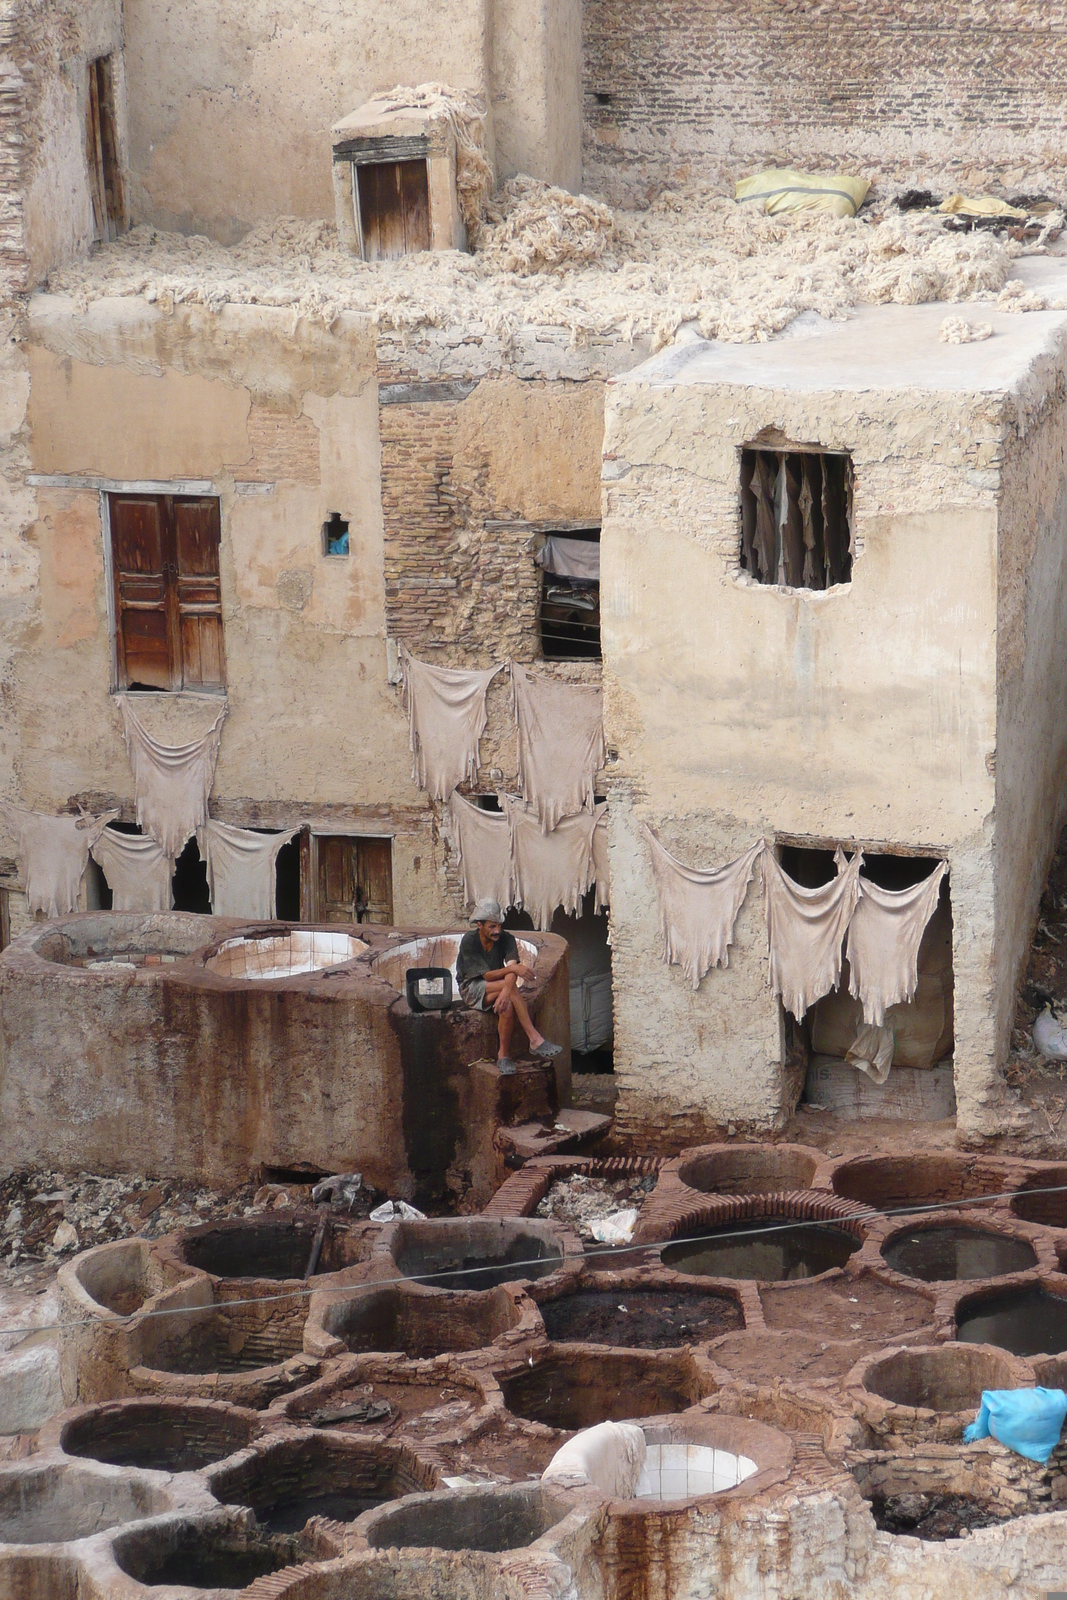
[1,807,117,918]
[645,827,764,990]
[447,792,514,911]
[512,664,605,831]
[90,827,174,912]
[846,861,949,1024]
[507,797,597,930]
[197,821,299,919]
[762,847,863,1018]
[118,697,226,858]
[401,648,501,802]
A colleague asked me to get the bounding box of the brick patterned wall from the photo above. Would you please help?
[583,1,1067,201]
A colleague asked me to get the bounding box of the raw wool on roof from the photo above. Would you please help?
[371,83,493,236]
[51,185,1032,350]
[475,177,618,274]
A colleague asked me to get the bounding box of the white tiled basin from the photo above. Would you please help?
[206,930,368,980]
[635,1443,758,1500]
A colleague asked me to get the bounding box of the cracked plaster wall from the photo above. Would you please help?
[988,339,1067,1135]
[600,367,1005,1142]
[121,0,583,242]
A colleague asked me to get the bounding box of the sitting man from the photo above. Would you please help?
[455,899,563,1076]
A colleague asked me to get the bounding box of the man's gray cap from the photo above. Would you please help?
[470,899,504,925]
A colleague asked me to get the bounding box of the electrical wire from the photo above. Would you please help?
[0,1177,1062,1339]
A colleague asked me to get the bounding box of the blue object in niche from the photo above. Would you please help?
[964,1386,1067,1463]
[328,530,349,555]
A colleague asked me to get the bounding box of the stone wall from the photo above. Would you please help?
[583,0,1067,203]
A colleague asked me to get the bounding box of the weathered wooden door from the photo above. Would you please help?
[315,836,394,924]
[356,160,431,260]
[109,494,224,691]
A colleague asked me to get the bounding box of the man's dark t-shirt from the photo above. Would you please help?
[455,928,519,996]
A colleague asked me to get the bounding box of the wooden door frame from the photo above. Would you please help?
[301,830,395,924]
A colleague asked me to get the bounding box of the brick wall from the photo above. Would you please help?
[0,1,27,298]
[583,1,1067,202]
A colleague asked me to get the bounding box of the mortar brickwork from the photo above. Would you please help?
[584,1,1067,201]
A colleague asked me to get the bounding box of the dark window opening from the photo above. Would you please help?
[475,794,503,812]
[356,160,431,260]
[85,55,125,242]
[740,447,853,589]
[0,887,8,952]
[594,91,614,105]
[109,493,225,693]
[274,835,301,920]
[322,513,350,557]
[301,834,394,924]
[85,858,111,910]
[539,528,601,661]
[172,837,211,914]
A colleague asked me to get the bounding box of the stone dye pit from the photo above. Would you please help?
[12,1144,1067,1600]
[881,1223,1038,1282]
[956,1285,1067,1357]
[662,1216,861,1280]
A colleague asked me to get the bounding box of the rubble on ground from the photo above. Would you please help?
[535,1172,657,1240]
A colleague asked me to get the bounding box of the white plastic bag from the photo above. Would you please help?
[589,1208,638,1245]
[369,1200,427,1223]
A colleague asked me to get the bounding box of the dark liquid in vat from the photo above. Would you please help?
[661,1217,859,1280]
[257,1491,379,1532]
[957,1286,1067,1356]
[883,1225,1036,1283]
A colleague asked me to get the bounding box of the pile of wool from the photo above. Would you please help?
[475,177,619,273]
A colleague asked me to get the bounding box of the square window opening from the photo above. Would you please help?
[355,159,431,260]
[322,512,350,557]
[108,493,225,693]
[85,55,125,242]
[538,528,601,660]
[740,447,854,589]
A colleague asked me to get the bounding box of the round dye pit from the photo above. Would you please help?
[852,1454,1044,1541]
[138,1308,305,1375]
[881,1224,1037,1283]
[59,1400,259,1472]
[676,1143,821,1196]
[205,930,367,980]
[389,1219,566,1291]
[1010,1167,1067,1227]
[211,1436,433,1533]
[539,1287,743,1349]
[869,1490,1012,1540]
[830,1154,1007,1212]
[314,1283,521,1358]
[363,1483,561,1554]
[173,1216,364,1282]
[957,1285,1067,1356]
[661,1217,860,1280]
[861,1344,1025,1414]
[635,1444,757,1500]
[113,1521,299,1589]
[500,1350,702,1432]
[65,1237,163,1317]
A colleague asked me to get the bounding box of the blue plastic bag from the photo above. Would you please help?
[964,1387,1067,1463]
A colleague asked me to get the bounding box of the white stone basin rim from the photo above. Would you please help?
[635,1444,758,1500]
[206,930,369,980]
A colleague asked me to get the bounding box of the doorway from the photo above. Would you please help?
[300,834,394,924]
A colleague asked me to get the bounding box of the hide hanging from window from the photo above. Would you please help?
[644,828,764,990]
[535,536,601,581]
[118,698,226,859]
[512,663,605,832]
[90,827,174,912]
[447,793,515,913]
[1,808,117,918]
[846,860,950,1025]
[506,798,599,931]
[401,648,502,802]
[762,847,864,1018]
[197,821,299,920]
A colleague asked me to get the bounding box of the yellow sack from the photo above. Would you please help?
[735,168,870,218]
[939,193,1027,219]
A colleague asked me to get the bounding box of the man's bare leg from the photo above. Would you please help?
[497,1001,516,1061]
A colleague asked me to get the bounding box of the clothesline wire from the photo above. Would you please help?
[3,1178,1065,1338]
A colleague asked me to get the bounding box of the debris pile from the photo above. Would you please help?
[535,1172,656,1241]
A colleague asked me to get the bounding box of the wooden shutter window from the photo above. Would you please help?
[110,494,225,692]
